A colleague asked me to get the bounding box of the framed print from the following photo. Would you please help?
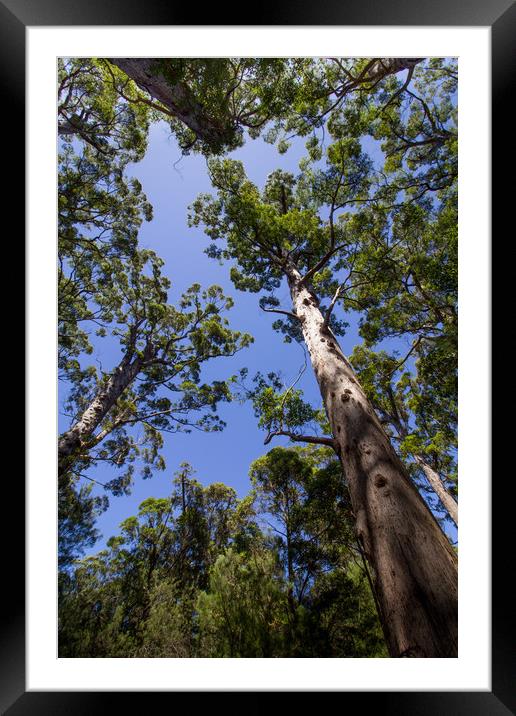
[5,0,512,711]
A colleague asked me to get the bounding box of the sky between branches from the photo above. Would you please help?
[59,113,457,552]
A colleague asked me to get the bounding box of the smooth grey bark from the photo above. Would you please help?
[285,261,458,658]
[58,346,151,477]
[415,455,458,528]
[108,58,233,149]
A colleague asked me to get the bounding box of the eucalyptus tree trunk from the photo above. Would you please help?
[108,58,232,149]
[109,58,423,152]
[415,455,458,528]
[285,262,458,658]
[58,350,146,478]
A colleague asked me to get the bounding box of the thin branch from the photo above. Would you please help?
[260,305,299,321]
[264,430,337,450]
[70,469,108,489]
[382,336,423,379]
[277,348,308,427]
[299,244,347,286]
[382,66,415,110]
[322,284,343,331]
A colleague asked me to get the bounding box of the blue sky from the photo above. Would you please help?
[59,119,456,551]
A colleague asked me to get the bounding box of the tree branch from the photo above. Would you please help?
[382,66,415,110]
[322,285,343,331]
[264,430,337,450]
[299,244,347,286]
[260,305,299,321]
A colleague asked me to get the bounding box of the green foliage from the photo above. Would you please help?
[58,56,458,659]
[350,343,458,512]
[251,374,317,435]
[148,58,306,155]
[189,151,370,339]
[58,58,151,162]
[197,548,287,657]
[58,143,153,369]
[60,246,252,495]
[303,563,388,657]
[59,455,387,658]
[58,477,108,569]
[138,578,197,657]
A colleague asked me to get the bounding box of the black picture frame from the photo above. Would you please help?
[6,0,511,711]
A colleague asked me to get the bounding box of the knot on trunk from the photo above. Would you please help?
[374,474,388,488]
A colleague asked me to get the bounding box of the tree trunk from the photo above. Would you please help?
[285,524,296,613]
[364,58,423,82]
[58,351,144,478]
[108,59,233,149]
[286,263,458,657]
[415,455,458,528]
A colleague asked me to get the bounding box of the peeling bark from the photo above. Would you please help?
[415,455,458,528]
[285,262,458,658]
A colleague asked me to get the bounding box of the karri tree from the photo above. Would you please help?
[59,246,252,487]
[189,57,458,655]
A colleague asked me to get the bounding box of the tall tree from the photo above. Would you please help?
[190,145,458,656]
[59,247,252,488]
[349,345,458,527]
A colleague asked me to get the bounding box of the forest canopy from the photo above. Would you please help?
[58,57,458,658]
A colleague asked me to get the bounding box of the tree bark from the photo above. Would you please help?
[415,455,458,528]
[108,59,233,149]
[365,58,422,81]
[58,350,145,478]
[285,262,458,657]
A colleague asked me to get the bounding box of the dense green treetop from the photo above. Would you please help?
[59,451,386,657]
[60,57,441,157]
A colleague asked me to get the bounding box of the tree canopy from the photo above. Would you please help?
[57,56,458,659]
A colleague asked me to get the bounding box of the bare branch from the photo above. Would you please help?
[264,430,337,450]
[260,305,299,321]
